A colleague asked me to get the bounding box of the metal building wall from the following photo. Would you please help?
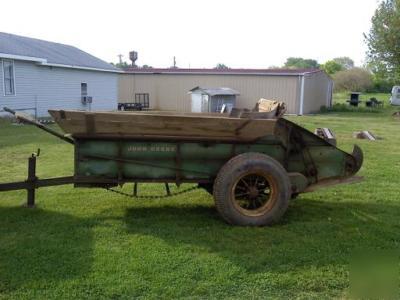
[119,73,301,114]
[302,71,333,114]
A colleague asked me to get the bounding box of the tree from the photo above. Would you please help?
[284,57,319,69]
[333,68,373,92]
[366,60,395,92]
[321,60,343,75]
[215,63,230,70]
[332,57,354,70]
[365,0,400,81]
[110,61,129,68]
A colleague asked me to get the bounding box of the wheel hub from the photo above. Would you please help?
[248,186,259,199]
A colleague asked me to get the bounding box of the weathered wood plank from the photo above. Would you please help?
[49,110,277,142]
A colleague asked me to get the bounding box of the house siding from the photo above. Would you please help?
[119,73,301,114]
[0,60,118,117]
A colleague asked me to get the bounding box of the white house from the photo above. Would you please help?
[0,32,121,117]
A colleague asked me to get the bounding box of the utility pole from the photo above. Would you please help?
[117,54,123,65]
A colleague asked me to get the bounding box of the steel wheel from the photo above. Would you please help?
[232,172,277,217]
[213,152,290,226]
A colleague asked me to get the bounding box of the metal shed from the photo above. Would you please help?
[189,86,239,113]
[118,68,333,115]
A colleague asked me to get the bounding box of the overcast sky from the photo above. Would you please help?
[1,0,379,68]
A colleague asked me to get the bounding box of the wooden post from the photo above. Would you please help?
[27,155,37,208]
[165,183,171,196]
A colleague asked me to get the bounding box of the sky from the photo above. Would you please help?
[0,0,380,69]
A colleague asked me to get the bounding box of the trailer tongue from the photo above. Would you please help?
[0,107,363,226]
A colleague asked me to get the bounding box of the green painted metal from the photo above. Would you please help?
[76,141,285,180]
[74,118,362,194]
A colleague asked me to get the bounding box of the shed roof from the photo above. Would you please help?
[189,86,240,96]
[0,32,120,73]
[123,67,323,76]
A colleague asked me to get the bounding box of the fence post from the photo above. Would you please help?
[26,155,37,208]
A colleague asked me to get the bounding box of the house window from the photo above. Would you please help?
[134,93,150,108]
[3,60,15,96]
[81,83,87,97]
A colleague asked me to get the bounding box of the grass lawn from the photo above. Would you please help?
[0,101,399,299]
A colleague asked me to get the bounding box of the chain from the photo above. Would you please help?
[104,184,200,199]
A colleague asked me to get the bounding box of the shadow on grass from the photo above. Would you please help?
[123,197,399,274]
[0,207,93,293]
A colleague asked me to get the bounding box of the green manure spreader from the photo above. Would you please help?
[0,107,363,226]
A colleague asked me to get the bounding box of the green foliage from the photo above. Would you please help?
[332,57,355,70]
[333,68,373,92]
[321,60,343,75]
[111,62,153,69]
[284,57,319,69]
[370,74,395,93]
[365,61,396,93]
[320,103,382,113]
[215,63,230,70]
[110,61,130,68]
[365,0,400,81]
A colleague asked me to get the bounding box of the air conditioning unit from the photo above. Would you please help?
[81,96,93,104]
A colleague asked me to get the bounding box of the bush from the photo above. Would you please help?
[321,60,343,75]
[368,76,395,93]
[320,103,382,113]
[333,68,373,92]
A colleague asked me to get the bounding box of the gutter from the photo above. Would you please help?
[39,62,123,73]
[0,53,46,63]
[124,70,323,77]
[0,53,122,73]
[299,75,305,115]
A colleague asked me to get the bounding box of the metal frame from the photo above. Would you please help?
[134,93,150,108]
[0,150,212,207]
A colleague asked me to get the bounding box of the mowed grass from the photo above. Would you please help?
[0,101,399,299]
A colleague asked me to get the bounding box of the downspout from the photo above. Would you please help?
[327,80,334,107]
[299,74,305,115]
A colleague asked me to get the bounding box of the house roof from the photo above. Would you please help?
[123,67,323,76]
[189,86,240,96]
[0,32,120,73]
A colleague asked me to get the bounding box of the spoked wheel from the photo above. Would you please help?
[232,172,277,217]
[213,153,291,226]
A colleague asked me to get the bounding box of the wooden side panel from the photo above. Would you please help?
[49,110,277,142]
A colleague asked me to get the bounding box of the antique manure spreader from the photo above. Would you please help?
[0,107,363,226]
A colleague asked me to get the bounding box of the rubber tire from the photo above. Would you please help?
[213,152,291,226]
